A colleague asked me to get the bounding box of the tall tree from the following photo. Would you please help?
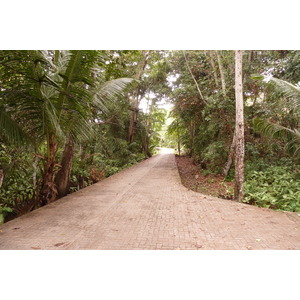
[216,50,227,97]
[128,51,149,143]
[234,50,244,202]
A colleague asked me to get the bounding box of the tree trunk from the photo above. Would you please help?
[0,165,4,189]
[55,135,75,198]
[143,135,151,157]
[208,51,220,89]
[222,131,236,177]
[189,120,195,157]
[128,107,138,144]
[39,134,58,205]
[177,120,181,157]
[32,155,38,190]
[216,50,227,97]
[248,50,253,62]
[234,50,245,202]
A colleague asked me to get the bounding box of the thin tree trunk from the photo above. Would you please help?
[143,134,151,157]
[143,115,150,157]
[176,119,181,156]
[208,51,220,89]
[177,129,181,157]
[183,51,206,104]
[0,165,3,189]
[39,134,58,205]
[128,108,137,143]
[216,50,227,97]
[55,135,75,198]
[222,131,236,177]
[191,119,196,159]
[248,50,253,62]
[234,50,245,202]
[32,155,38,189]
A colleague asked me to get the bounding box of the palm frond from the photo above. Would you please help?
[94,78,134,113]
[253,117,300,156]
[0,107,30,144]
[0,50,64,143]
[269,77,300,110]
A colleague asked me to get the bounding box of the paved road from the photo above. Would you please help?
[0,152,299,250]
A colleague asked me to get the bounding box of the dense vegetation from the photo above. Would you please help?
[0,50,299,223]
[0,50,169,223]
[165,50,300,212]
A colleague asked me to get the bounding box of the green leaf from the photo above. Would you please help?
[0,214,4,225]
[251,74,264,81]
[3,207,13,213]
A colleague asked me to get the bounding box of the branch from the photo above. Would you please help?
[183,51,206,105]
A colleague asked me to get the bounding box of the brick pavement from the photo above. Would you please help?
[0,151,299,250]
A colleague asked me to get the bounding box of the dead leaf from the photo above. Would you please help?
[31,246,41,250]
[255,239,261,242]
[54,242,65,247]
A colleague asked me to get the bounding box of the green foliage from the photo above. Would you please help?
[0,50,161,222]
[0,143,37,220]
[200,141,227,173]
[1,49,300,223]
[166,50,300,212]
[252,77,300,158]
[0,205,12,225]
[245,142,260,159]
[244,160,300,212]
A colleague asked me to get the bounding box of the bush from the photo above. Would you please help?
[244,162,300,212]
[0,205,13,225]
[201,141,227,173]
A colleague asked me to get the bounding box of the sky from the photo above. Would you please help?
[138,73,179,113]
[139,94,174,114]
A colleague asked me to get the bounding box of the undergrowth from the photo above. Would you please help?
[244,158,300,212]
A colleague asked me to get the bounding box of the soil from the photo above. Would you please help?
[175,155,234,199]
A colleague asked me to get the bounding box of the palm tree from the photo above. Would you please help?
[253,77,300,157]
[0,50,133,204]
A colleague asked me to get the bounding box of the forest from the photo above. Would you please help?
[0,50,299,224]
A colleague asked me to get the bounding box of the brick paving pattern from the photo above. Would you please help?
[0,152,299,250]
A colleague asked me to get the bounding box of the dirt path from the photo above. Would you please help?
[0,151,299,250]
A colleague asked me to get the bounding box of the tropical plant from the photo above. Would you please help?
[244,162,300,212]
[0,50,133,203]
[253,77,300,157]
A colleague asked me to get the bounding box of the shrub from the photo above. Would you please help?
[244,162,300,212]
